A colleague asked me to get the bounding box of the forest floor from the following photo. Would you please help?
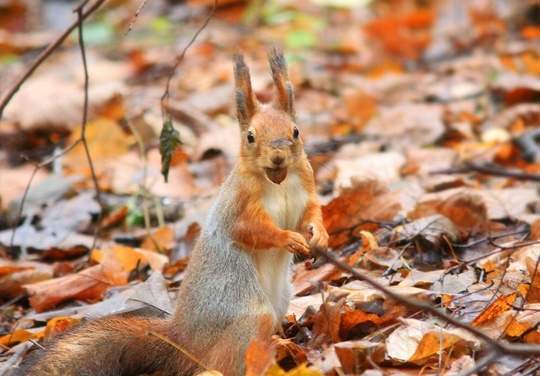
[1,0,540,375]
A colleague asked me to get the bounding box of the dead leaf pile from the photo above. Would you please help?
[1,0,540,375]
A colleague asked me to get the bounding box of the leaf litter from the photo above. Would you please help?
[1,0,540,375]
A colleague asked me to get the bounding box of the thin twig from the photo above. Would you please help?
[75,2,103,250]
[0,0,106,119]
[8,0,105,254]
[125,0,149,35]
[316,248,540,358]
[160,0,218,121]
[430,162,540,182]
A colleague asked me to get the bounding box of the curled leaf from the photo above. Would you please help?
[159,119,182,182]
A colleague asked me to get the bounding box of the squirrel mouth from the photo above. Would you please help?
[265,167,288,184]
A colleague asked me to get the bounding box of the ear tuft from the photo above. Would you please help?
[267,47,296,122]
[234,52,258,127]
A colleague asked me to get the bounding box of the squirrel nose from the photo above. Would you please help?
[271,155,284,165]
[270,138,293,149]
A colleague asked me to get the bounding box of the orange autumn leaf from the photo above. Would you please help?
[293,262,343,296]
[343,89,378,131]
[0,328,43,347]
[44,317,83,339]
[91,245,168,272]
[25,251,129,312]
[0,265,33,277]
[310,298,345,347]
[140,226,175,253]
[472,293,516,326]
[521,26,540,39]
[339,309,383,339]
[364,10,434,60]
[408,331,462,362]
[520,52,540,75]
[323,181,401,249]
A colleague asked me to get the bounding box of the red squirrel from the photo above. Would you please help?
[12,48,328,376]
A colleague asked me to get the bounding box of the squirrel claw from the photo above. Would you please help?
[285,231,310,256]
[307,222,329,252]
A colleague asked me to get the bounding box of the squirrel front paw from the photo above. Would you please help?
[307,223,329,251]
[283,231,310,256]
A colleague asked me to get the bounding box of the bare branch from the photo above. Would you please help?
[75,1,103,250]
[160,0,218,120]
[315,248,540,370]
[0,0,107,119]
[430,162,540,182]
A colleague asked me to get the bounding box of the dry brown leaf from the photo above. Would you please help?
[437,193,487,236]
[529,219,540,241]
[408,331,462,362]
[334,151,406,192]
[343,89,378,132]
[44,316,83,339]
[140,226,175,253]
[471,293,516,327]
[519,244,540,303]
[91,245,168,272]
[64,117,130,177]
[333,340,384,374]
[287,294,324,318]
[25,250,128,312]
[386,319,480,365]
[310,297,345,348]
[0,268,52,299]
[0,265,33,277]
[293,262,343,296]
[273,338,308,365]
[392,214,461,254]
[411,192,488,237]
[4,73,126,131]
[339,304,404,340]
[323,181,401,249]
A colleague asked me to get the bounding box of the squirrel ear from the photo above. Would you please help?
[268,47,296,122]
[234,52,258,128]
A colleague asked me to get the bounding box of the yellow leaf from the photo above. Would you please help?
[285,364,323,376]
[472,293,516,326]
[408,331,462,362]
[0,328,43,347]
[265,364,286,376]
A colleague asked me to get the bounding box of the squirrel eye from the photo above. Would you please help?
[247,131,255,143]
[293,126,299,138]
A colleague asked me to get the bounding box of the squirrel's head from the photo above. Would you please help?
[234,47,304,185]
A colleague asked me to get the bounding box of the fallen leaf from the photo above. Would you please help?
[44,316,82,339]
[91,245,169,272]
[386,319,480,365]
[471,293,516,326]
[25,250,129,312]
[0,328,42,347]
[333,340,384,374]
[140,226,175,253]
[64,117,130,177]
[323,181,401,249]
[310,297,345,348]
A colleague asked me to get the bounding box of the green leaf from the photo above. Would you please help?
[159,119,182,183]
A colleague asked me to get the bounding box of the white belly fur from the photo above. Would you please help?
[255,172,308,323]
